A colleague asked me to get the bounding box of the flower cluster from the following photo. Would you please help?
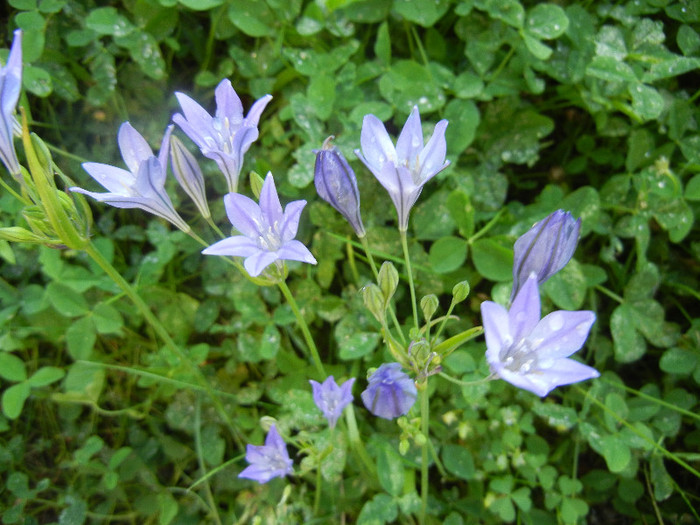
[481,210,598,397]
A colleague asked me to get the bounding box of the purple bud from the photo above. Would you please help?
[309,375,355,429]
[511,210,581,302]
[361,363,417,419]
[314,137,365,237]
[170,134,211,220]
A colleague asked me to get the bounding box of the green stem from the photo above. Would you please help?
[195,395,223,525]
[400,229,419,332]
[314,460,322,516]
[420,382,430,525]
[344,404,376,477]
[83,242,243,447]
[277,279,326,378]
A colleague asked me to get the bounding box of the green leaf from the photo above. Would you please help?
[23,65,52,97]
[471,238,513,282]
[586,56,637,83]
[444,99,480,153]
[611,304,646,363]
[379,60,446,114]
[178,0,223,9]
[446,190,475,239]
[561,497,589,523]
[600,434,631,472]
[685,174,700,201]
[677,24,700,56]
[46,282,89,317]
[522,33,552,60]
[118,31,166,79]
[429,237,468,274]
[0,353,27,382]
[86,7,134,37]
[228,0,276,37]
[307,74,336,121]
[259,324,280,360]
[377,443,405,497]
[629,84,665,121]
[393,0,451,27]
[659,347,698,375]
[442,444,475,480]
[643,56,700,82]
[74,435,104,464]
[92,303,123,334]
[2,382,31,419]
[650,455,674,501]
[543,258,588,310]
[26,366,65,388]
[453,71,484,99]
[525,4,568,40]
[357,493,398,525]
[374,22,391,66]
[61,362,105,404]
[66,316,97,360]
[58,496,87,525]
[485,0,524,28]
[337,332,380,360]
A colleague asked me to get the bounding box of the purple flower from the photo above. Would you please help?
[481,274,598,397]
[169,134,211,220]
[202,173,316,277]
[314,137,365,237]
[0,30,22,177]
[309,376,356,429]
[173,79,272,193]
[511,210,581,302]
[361,363,417,419]
[239,424,293,484]
[70,123,190,232]
[354,106,449,231]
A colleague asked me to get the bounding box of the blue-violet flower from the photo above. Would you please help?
[238,424,293,484]
[173,79,272,193]
[202,172,316,277]
[70,123,190,232]
[481,274,598,397]
[361,363,417,419]
[169,134,211,220]
[354,106,449,231]
[314,136,365,237]
[309,376,356,429]
[511,209,581,302]
[0,29,22,177]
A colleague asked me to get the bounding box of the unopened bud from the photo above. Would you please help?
[378,261,398,305]
[452,280,470,304]
[420,294,439,322]
[362,283,386,323]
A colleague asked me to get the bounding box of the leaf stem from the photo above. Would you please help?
[400,229,419,332]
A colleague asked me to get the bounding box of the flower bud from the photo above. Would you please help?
[170,134,211,220]
[420,294,439,322]
[362,283,386,323]
[451,280,470,304]
[314,136,365,237]
[361,363,417,419]
[378,261,398,306]
[511,209,581,301]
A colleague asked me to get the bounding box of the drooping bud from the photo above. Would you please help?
[170,134,211,220]
[361,363,417,419]
[314,136,365,237]
[511,210,581,302]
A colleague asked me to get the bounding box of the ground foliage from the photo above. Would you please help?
[1,0,700,523]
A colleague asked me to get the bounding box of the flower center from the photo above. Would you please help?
[500,338,538,374]
[257,221,282,252]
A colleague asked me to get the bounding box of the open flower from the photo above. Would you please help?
[202,173,316,277]
[314,136,365,237]
[511,210,581,302]
[173,79,272,193]
[354,106,449,231]
[70,123,190,232]
[309,376,356,429]
[239,424,293,484]
[481,274,598,397]
[0,29,22,177]
[361,363,417,419]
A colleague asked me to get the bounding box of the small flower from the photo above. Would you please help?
[202,173,316,277]
[169,134,211,220]
[309,376,356,429]
[511,209,581,302]
[70,123,190,232]
[314,136,365,236]
[481,274,598,397]
[0,29,22,177]
[239,424,293,484]
[361,363,417,419]
[173,79,272,193]
[354,106,449,231]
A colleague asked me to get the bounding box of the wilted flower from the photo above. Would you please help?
[238,424,293,484]
[0,29,22,177]
[309,376,356,429]
[70,123,190,232]
[354,106,449,231]
[202,172,316,277]
[361,363,417,419]
[173,79,272,193]
[314,136,365,236]
[169,134,211,220]
[481,274,598,397]
[511,209,581,301]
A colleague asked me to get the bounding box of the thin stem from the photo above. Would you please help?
[419,382,430,525]
[433,300,456,343]
[467,208,505,245]
[400,229,419,332]
[195,395,223,525]
[438,372,496,387]
[83,242,243,447]
[277,279,326,378]
[314,459,322,516]
[602,377,700,423]
[344,404,377,477]
[594,285,624,304]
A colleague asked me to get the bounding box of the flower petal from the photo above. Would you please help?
[277,240,317,265]
[259,173,283,227]
[360,114,397,172]
[529,310,596,360]
[480,301,511,365]
[244,94,273,128]
[244,250,279,277]
[118,122,153,174]
[81,162,135,195]
[417,119,449,182]
[214,79,243,125]
[224,192,263,238]
[1,30,22,116]
[508,275,541,342]
[279,200,306,242]
[202,236,260,257]
[395,106,423,167]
